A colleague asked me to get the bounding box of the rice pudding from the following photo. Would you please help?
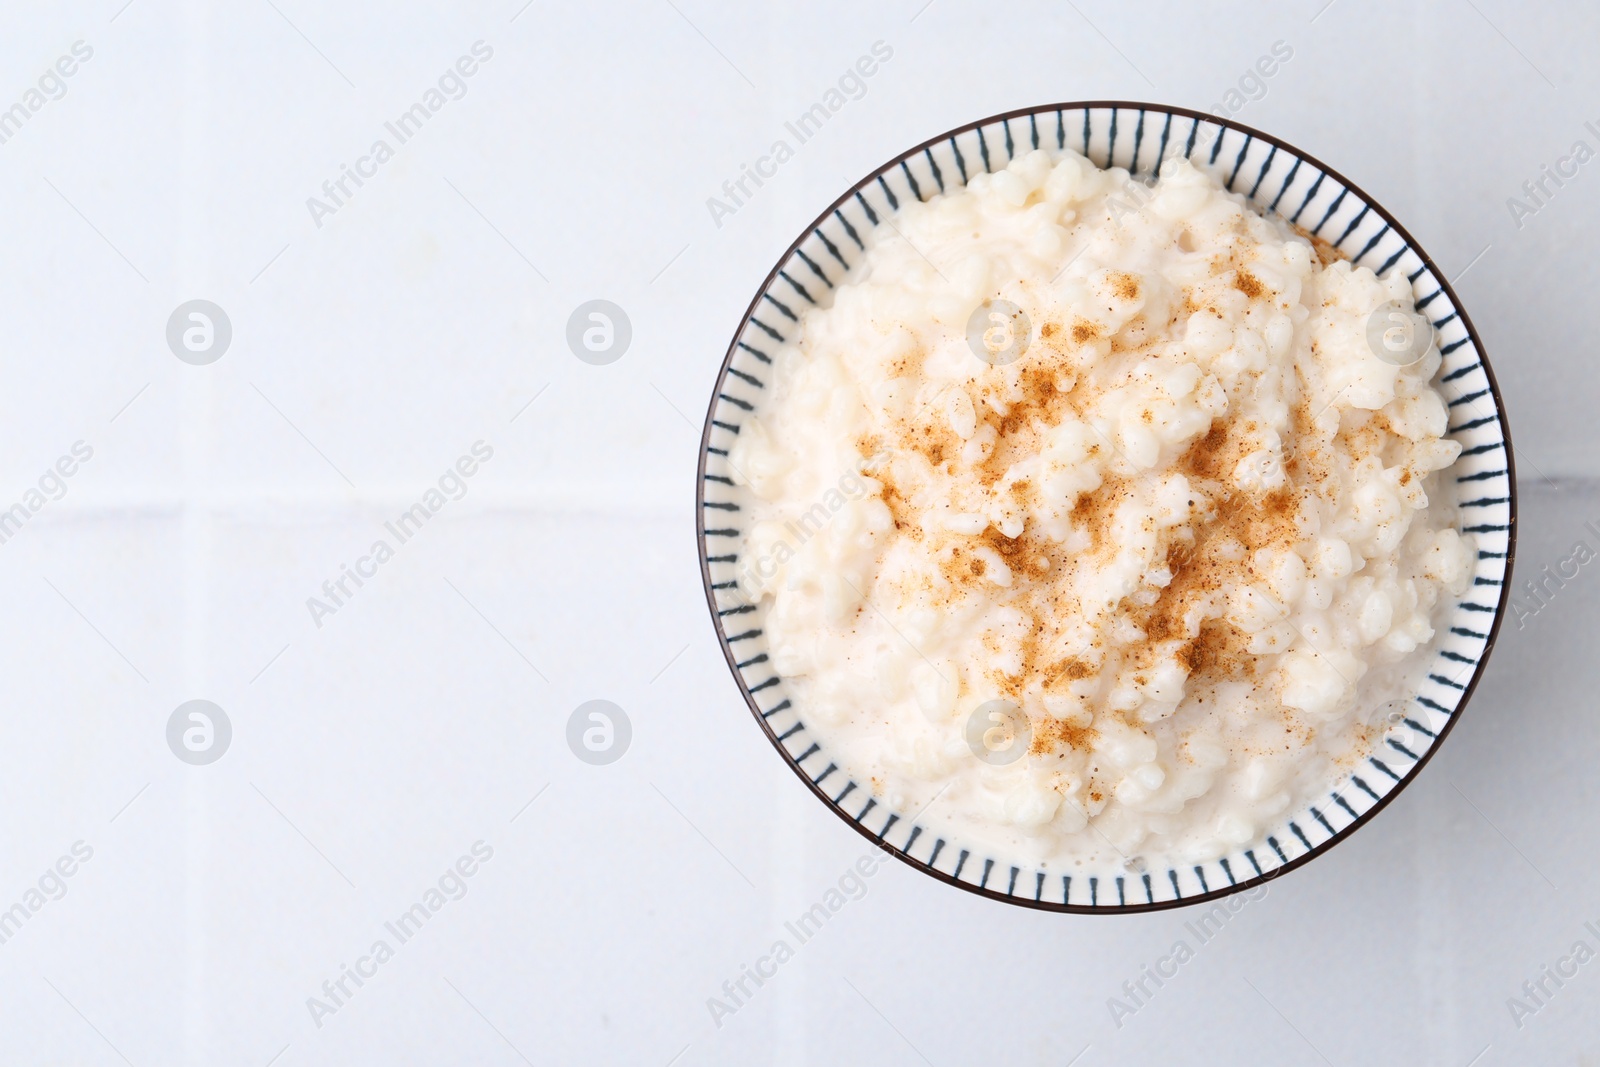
[729,148,1472,869]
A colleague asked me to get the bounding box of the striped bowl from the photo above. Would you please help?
[696,102,1515,912]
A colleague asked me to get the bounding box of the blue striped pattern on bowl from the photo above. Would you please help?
[696,102,1515,912]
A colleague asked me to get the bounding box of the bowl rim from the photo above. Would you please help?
[695,99,1518,913]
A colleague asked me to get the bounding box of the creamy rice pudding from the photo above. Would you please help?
[729,148,1472,868]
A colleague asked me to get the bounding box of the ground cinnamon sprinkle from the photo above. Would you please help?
[1288,226,1347,268]
[1046,657,1093,684]
[1031,716,1098,756]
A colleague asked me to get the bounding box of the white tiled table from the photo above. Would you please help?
[0,2,1593,1063]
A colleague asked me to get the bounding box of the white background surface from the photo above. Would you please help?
[0,1,1592,1064]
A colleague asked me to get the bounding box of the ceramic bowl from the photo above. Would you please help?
[696,102,1516,912]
